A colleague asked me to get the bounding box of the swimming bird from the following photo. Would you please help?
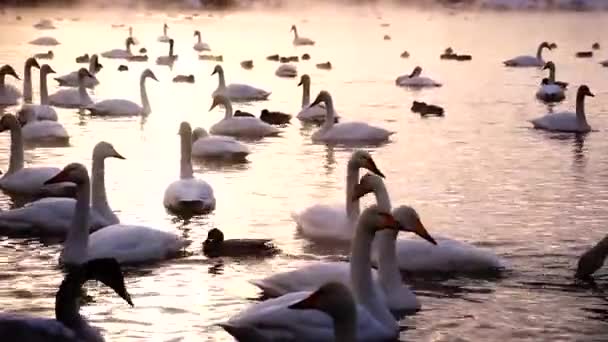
[531,85,594,133]
[203,228,279,258]
[291,24,315,46]
[504,41,553,67]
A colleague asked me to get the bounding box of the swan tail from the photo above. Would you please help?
[177,200,214,214]
[219,323,267,341]
[53,77,67,86]
[248,279,283,298]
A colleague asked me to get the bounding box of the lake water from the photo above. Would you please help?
[1,4,608,341]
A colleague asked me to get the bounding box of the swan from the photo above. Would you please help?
[293,150,384,242]
[29,36,60,46]
[0,142,123,237]
[193,30,211,51]
[504,41,553,67]
[156,39,178,66]
[576,234,608,279]
[395,66,442,87]
[54,54,101,88]
[0,258,133,342]
[19,64,58,121]
[211,64,270,102]
[191,127,250,160]
[158,23,171,42]
[163,122,216,216]
[275,64,298,78]
[208,94,280,138]
[536,62,565,103]
[309,91,394,145]
[530,85,594,133]
[48,68,94,108]
[220,206,402,342]
[296,74,339,124]
[0,114,74,198]
[21,57,41,103]
[128,26,139,45]
[0,64,21,106]
[203,228,279,258]
[33,18,56,29]
[291,24,315,46]
[19,110,69,145]
[86,68,157,117]
[253,173,438,312]
[100,37,134,59]
[288,282,357,342]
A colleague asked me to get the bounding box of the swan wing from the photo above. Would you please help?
[88,99,142,116]
[192,136,250,157]
[397,76,442,87]
[530,112,584,132]
[0,85,21,105]
[55,71,98,88]
[314,122,393,143]
[163,178,216,209]
[210,118,279,137]
[0,167,74,197]
[100,49,130,59]
[48,89,92,108]
[225,84,270,101]
[292,204,354,241]
[503,55,542,67]
[22,121,69,142]
[19,104,58,121]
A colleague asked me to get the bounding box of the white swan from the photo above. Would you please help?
[276,64,298,78]
[191,127,250,160]
[0,64,21,106]
[156,39,178,66]
[128,26,139,45]
[48,68,94,108]
[33,19,56,30]
[309,91,394,145]
[193,30,211,51]
[18,64,58,121]
[530,85,594,133]
[536,61,566,102]
[293,150,384,242]
[291,24,315,46]
[158,23,171,42]
[54,54,101,88]
[395,66,442,87]
[19,111,69,145]
[86,68,157,117]
[211,64,271,102]
[163,122,216,216]
[0,114,74,198]
[296,74,338,124]
[21,57,40,103]
[29,36,60,46]
[504,41,553,67]
[253,173,437,312]
[208,94,280,138]
[100,37,134,59]
[0,142,123,236]
[220,206,401,342]
[0,258,133,342]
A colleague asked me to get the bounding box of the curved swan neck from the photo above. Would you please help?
[23,63,33,103]
[87,59,96,74]
[169,42,174,57]
[140,75,151,114]
[548,65,556,83]
[55,273,87,332]
[163,25,167,36]
[91,155,116,224]
[63,178,91,266]
[7,121,24,174]
[292,26,299,38]
[40,69,49,105]
[576,91,588,125]
[217,68,226,89]
[301,80,310,107]
[321,97,336,130]
[180,130,194,179]
[536,44,547,60]
[345,162,360,224]
[197,34,202,43]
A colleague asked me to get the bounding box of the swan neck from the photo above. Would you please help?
[7,122,24,174]
[78,79,88,107]
[180,130,194,179]
[62,179,91,266]
[301,81,310,107]
[549,66,556,83]
[55,273,87,332]
[333,311,357,342]
[576,91,588,125]
[91,155,116,225]
[292,27,299,38]
[163,26,167,35]
[87,59,95,73]
[23,64,33,103]
[345,163,360,224]
[197,34,201,43]
[40,70,49,105]
[140,75,151,114]
[217,69,226,89]
[223,100,233,119]
[321,97,336,130]
[169,43,174,57]
[536,44,546,60]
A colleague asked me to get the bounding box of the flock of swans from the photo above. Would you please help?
[0,14,607,342]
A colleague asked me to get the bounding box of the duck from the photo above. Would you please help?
[100,37,135,59]
[0,258,133,342]
[503,41,553,67]
[0,64,21,106]
[291,24,315,46]
[275,64,298,78]
[29,36,60,46]
[203,228,279,258]
[173,74,194,83]
[199,54,223,62]
[296,74,339,124]
[156,39,178,66]
[575,51,593,58]
[592,42,600,50]
[54,54,101,88]
[33,50,54,59]
[48,68,94,108]
[293,150,384,242]
[233,110,255,118]
[576,235,608,280]
[302,53,311,60]
[260,109,291,125]
[411,101,444,117]
[75,53,89,63]
[21,57,41,103]
[316,61,332,70]
[266,54,280,61]
[309,91,393,145]
[18,64,58,121]
[0,142,123,236]
[0,114,74,198]
[254,174,437,312]
[531,85,594,133]
[208,94,280,138]
[164,122,216,216]
[86,68,157,116]
[383,34,391,40]
[440,47,456,59]
[158,23,170,42]
[211,64,270,102]
[191,127,250,160]
[118,65,128,71]
[193,30,211,51]
[240,60,253,69]
[33,18,55,29]
[288,282,357,342]
[395,66,442,87]
[280,56,290,63]
[400,50,410,58]
[220,206,403,342]
[126,54,148,62]
[536,62,566,103]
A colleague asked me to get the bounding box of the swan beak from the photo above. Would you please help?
[121,290,134,307]
[113,152,126,160]
[588,91,595,97]
[211,69,217,76]
[44,170,70,185]
[209,100,218,111]
[309,97,322,108]
[365,159,385,179]
[32,59,40,69]
[48,67,56,74]
[288,292,319,310]
[9,70,20,80]
[410,219,437,245]
[297,80,303,86]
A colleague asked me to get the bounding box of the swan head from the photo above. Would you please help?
[169,38,174,47]
[76,258,133,307]
[0,65,20,80]
[289,282,355,320]
[192,127,209,141]
[211,64,224,76]
[298,74,310,87]
[309,90,333,108]
[410,66,422,77]
[44,162,88,186]
[542,61,555,70]
[93,141,125,160]
[392,205,437,245]
[163,23,168,30]
[0,114,20,132]
[194,30,200,37]
[126,37,135,47]
[444,47,454,54]
[91,54,102,72]
[205,228,225,244]
[578,85,594,98]
[25,57,40,70]
[142,68,158,81]
[358,204,403,233]
[77,68,93,80]
[539,41,552,50]
[209,94,231,111]
[290,24,296,32]
[40,64,56,76]
[348,150,385,178]
[178,121,192,137]
[549,42,557,49]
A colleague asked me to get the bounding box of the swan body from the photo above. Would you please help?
[536,83,564,102]
[309,91,393,144]
[209,95,280,138]
[193,30,211,51]
[21,120,69,145]
[191,127,250,160]
[163,122,216,216]
[0,65,21,106]
[19,64,58,121]
[87,68,157,116]
[100,37,134,59]
[396,66,442,87]
[211,64,270,102]
[54,54,100,88]
[158,23,170,42]
[29,36,60,46]
[531,85,594,133]
[296,74,339,124]
[156,39,178,66]
[33,19,56,29]
[504,41,553,67]
[275,64,298,78]
[291,25,315,46]
[48,68,94,108]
